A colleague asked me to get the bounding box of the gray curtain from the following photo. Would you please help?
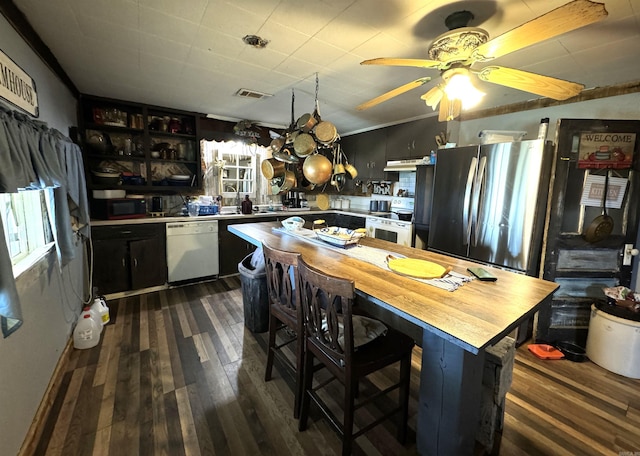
[0,106,90,337]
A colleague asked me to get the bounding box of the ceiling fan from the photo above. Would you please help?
[356,0,608,121]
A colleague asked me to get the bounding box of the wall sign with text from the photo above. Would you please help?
[0,48,39,117]
[577,132,635,169]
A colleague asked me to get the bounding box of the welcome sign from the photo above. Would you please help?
[0,48,39,117]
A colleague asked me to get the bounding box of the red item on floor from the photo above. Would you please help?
[528,344,565,360]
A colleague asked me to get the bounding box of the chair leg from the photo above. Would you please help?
[342,377,356,456]
[264,314,277,382]
[298,348,314,432]
[294,334,304,419]
[397,354,412,444]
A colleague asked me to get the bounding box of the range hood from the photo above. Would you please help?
[383,158,427,172]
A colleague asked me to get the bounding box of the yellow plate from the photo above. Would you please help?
[316,193,330,210]
[386,256,451,279]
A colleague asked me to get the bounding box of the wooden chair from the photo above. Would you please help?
[297,257,415,455]
[262,242,304,419]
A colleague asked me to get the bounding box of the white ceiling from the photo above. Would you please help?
[10,0,640,135]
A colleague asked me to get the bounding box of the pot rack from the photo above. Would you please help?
[263,73,353,195]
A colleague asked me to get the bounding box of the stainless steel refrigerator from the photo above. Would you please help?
[428,139,554,276]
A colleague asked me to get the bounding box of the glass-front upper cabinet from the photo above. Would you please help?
[78,95,200,193]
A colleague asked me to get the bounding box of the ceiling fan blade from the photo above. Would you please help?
[356,77,431,111]
[476,66,584,100]
[473,0,608,61]
[438,94,462,122]
[361,58,443,69]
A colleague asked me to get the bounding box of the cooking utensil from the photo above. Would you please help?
[585,170,614,243]
[270,137,285,152]
[296,112,319,133]
[340,145,358,179]
[270,176,284,195]
[273,148,299,164]
[555,341,587,362]
[315,227,366,248]
[293,132,316,157]
[278,170,297,194]
[315,120,338,145]
[303,153,332,185]
[386,255,452,279]
[316,193,330,210]
[378,200,390,212]
[261,158,285,179]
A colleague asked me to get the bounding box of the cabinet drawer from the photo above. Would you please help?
[92,223,165,240]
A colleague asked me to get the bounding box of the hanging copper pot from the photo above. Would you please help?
[293,132,316,157]
[261,158,285,180]
[314,121,338,145]
[296,112,319,133]
[270,137,285,153]
[302,153,332,185]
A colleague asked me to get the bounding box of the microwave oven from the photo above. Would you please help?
[91,198,147,220]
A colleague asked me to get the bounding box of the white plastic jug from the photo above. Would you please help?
[91,297,110,326]
[73,313,101,349]
[84,305,103,334]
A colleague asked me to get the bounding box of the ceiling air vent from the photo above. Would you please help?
[235,88,273,99]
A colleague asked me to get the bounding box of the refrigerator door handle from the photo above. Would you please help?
[471,155,487,247]
[463,156,478,246]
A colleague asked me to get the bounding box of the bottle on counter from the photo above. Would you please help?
[241,195,253,214]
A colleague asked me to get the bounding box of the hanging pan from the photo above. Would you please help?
[261,158,285,180]
[585,169,614,243]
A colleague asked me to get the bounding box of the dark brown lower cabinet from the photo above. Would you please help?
[92,223,167,294]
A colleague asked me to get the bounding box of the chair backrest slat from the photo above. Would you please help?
[298,257,356,367]
[263,242,301,321]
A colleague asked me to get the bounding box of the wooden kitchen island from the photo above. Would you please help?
[229,222,558,456]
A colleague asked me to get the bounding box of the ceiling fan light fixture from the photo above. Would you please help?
[421,85,444,110]
[443,71,484,109]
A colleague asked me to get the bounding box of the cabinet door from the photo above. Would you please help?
[218,220,257,276]
[130,237,167,290]
[93,239,130,294]
[349,129,387,180]
[386,118,441,160]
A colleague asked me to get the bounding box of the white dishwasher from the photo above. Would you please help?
[166,220,219,283]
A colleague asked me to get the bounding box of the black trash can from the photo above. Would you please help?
[238,251,269,333]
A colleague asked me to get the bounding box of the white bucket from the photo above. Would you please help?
[586,304,640,379]
[91,297,110,325]
[73,313,101,349]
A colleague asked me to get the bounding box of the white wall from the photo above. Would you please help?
[0,14,83,456]
[454,94,640,290]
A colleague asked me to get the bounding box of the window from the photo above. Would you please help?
[220,142,258,197]
[0,190,52,273]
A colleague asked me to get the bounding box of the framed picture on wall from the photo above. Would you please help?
[576,131,635,169]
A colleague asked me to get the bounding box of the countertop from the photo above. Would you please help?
[228,221,559,354]
[89,208,384,226]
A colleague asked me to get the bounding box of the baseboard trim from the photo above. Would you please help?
[17,337,73,456]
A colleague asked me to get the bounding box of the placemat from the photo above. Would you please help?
[274,227,473,291]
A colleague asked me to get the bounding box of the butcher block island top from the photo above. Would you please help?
[229,221,558,354]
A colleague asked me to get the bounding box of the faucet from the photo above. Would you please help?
[236,189,241,214]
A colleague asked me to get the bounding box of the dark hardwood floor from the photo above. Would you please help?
[32,277,640,455]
